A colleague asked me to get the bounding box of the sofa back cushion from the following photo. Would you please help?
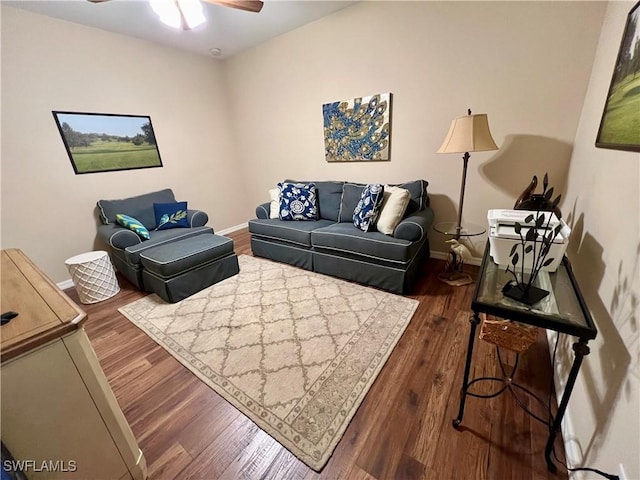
[285,179,344,221]
[390,180,429,214]
[339,180,429,223]
[98,189,176,228]
[338,182,366,222]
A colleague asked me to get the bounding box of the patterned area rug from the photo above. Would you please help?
[118,255,418,470]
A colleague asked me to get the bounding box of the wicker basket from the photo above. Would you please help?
[479,315,538,353]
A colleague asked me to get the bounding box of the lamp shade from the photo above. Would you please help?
[437,113,498,154]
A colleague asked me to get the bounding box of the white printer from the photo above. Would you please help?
[488,209,571,272]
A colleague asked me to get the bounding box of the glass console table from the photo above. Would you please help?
[433,221,485,286]
[452,242,597,472]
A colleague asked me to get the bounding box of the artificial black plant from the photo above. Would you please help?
[503,173,563,306]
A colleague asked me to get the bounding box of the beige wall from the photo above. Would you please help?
[3,1,637,476]
[560,2,640,478]
[223,1,606,258]
[1,6,243,283]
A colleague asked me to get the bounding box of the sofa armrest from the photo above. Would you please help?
[97,224,142,250]
[256,202,271,220]
[187,209,208,228]
[393,207,434,242]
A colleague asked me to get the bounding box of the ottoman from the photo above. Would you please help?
[139,234,239,303]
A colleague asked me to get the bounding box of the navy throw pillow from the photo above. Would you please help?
[353,184,385,232]
[154,202,188,230]
[278,182,319,221]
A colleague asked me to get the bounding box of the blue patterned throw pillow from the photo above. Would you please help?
[116,214,150,240]
[153,202,189,230]
[353,184,385,232]
[278,182,319,221]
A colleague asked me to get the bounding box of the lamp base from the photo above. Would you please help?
[438,271,473,287]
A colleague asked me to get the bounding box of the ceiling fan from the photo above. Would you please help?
[88,0,264,30]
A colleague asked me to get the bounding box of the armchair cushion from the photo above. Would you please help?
[97,188,176,228]
[154,202,189,230]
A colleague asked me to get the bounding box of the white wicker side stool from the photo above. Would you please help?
[65,251,120,304]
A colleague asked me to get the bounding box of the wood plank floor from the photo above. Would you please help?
[68,228,567,480]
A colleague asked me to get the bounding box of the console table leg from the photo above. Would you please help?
[453,312,481,428]
[544,339,590,472]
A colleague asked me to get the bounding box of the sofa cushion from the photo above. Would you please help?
[98,189,176,228]
[377,186,411,235]
[154,202,189,230]
[278,182,319,221]
[311,222,419,264]
[285,180,344,221]
[353,184,385,232]
[390,180,429,214]
[249,219,335,247]
[116,214,150,240]
[338,182,366,222]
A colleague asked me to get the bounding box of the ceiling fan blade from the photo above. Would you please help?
[202,0,263,13]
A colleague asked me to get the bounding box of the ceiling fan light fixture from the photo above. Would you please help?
[149,0,205,30]
[178,0,206,29]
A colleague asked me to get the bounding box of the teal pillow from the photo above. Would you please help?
[116,214,150,240]
[153,201,189,230]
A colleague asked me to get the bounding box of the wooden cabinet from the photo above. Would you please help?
[1,249,147,479]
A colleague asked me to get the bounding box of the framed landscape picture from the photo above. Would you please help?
[52,111,163,174]
[595,1,640,152]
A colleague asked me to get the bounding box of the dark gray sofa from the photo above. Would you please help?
[248,180,433,294]
[96,189,214,289]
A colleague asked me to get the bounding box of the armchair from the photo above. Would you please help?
[96,189,213,289]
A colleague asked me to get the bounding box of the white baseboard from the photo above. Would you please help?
[430,250,482,266]
[217,222,248,236]
[55,234,468,290]
[57,279,75,290]
[546,330,582,477]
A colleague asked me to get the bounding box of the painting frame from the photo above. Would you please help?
[52,111,163,174]
[322,92,393,162]
[595,1,640,152]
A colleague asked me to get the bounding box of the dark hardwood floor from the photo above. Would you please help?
[68,228,567,480]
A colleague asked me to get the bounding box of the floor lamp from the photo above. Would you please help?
[437,109,498,284]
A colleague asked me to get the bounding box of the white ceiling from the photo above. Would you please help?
[5,0,358,59]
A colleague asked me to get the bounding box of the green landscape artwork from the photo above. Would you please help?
[53,111,163,174]
[596,1,640,152]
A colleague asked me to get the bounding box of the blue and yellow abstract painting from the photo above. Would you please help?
[322,93,392,162]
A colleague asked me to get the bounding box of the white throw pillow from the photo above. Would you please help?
[268,188,279,219]
[376,186,411,235]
